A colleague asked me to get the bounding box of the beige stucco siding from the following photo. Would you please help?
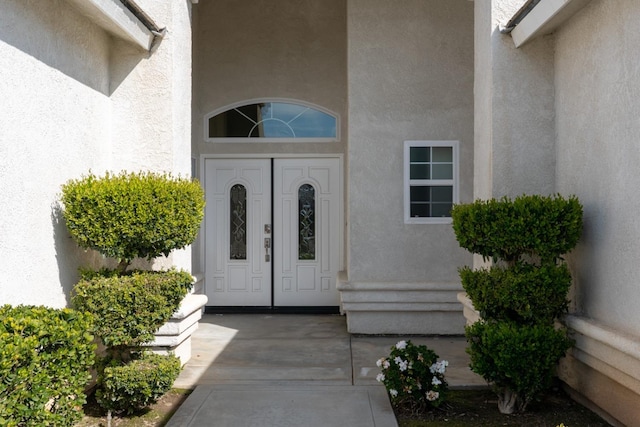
[347,0,474,282]
[192,0,347,157]
[473,0,556,201]
[0,0,113,307]
[0,0,193,307]
[554,0,640,336]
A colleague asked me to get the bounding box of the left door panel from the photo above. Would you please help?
[204,159,271,306]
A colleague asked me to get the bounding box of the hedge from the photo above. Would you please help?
[0,305,95,426]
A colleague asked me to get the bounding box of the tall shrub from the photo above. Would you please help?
[451,194,582,414]
[61,171,205,417]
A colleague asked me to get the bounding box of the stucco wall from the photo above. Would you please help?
[554,0,640,336]
[0,0,112,307]
[0,0,193,307]
[347,0,474,283]
[191,0,347,158]
[473,0,556,201]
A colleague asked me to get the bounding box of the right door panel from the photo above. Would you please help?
[273,158,341,306]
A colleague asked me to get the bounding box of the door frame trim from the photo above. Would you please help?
[199,153,345,307]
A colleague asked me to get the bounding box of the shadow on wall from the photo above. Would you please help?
[0,0,145,96]
[51,203,110,306]
[51,202,157,305]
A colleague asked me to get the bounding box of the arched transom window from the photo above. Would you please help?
[206,100,338,142]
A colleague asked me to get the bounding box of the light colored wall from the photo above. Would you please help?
[554,0,640,337]
[473,0,556,201]
[347,0,474,283]
[191,0,347,158]
[0,0,112,307]
[111,0,194,272]
[0,0,193,307]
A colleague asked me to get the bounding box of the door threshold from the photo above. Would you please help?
[204,306,340,315]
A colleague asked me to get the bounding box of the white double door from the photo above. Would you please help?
[204,158,341,307]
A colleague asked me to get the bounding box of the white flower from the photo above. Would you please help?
[395,340,407,350]
[376,373,385,382]
[394,356,403,365]
[426,390,439,401]
[389,389,398,398]
[430,360,449,375]
[376,358,385,368]
[432,376,442,386]
[383,360,390,369]
[398,360,408,372]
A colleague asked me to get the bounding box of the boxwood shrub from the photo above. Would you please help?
[451,194,582,263]
[61,171,205,267]
[72,269,193,349]
[452,194,583,414]
[0,305,95,426]
[466,320,573,413]
[459,262,571,324]
[96,353,182,415]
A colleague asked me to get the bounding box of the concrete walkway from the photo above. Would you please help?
[167,314,485,427]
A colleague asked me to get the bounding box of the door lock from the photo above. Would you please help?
[264,224,271,234]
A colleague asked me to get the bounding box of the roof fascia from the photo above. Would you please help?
[65,0,158,51]
[504,0,593,48]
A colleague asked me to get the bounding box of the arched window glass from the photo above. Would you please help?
[230,184,247,260]
[298,184,315,260]
[207,101,338,141]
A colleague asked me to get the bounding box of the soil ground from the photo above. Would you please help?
[75,389,192,427]
[76,386,610,427]
[396,387,610,427]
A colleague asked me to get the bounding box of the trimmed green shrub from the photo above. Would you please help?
[451,194,582,263]
[96,353,181,415]
[0,305,95,426]
[62,170,205,418]
[459,263,571,324]
[72,269,193,349]
[466,321,573,413]
[452,194,582,414]
[61,171,205,268]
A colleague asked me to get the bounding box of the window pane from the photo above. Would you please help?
[230,184,247,260]
[298,184,315,260]
[410,147,430,162]
[410,203,430,218]
[410,186,431,202]
[431,203,453,217]
[410,164,430,179]
[432,164,453,179]
[432,147,452,162]
[431,186,453,202]
[251,119,295,138]
[290,108,337,138]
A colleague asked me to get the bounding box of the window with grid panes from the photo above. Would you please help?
[404,141,458,224]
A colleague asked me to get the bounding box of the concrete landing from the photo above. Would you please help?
[167,314,485,427]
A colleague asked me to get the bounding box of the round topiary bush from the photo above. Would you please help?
[451,194,582,264]
[466,320,573,413]
[97,353,182,415]
[61,171,205,269]
[72,269,194,349]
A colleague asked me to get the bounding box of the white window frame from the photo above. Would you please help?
[404,140,459,224]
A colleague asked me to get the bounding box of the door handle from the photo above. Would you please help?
[264,238,271,262]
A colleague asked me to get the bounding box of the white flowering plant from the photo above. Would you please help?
[376,340,448,408]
